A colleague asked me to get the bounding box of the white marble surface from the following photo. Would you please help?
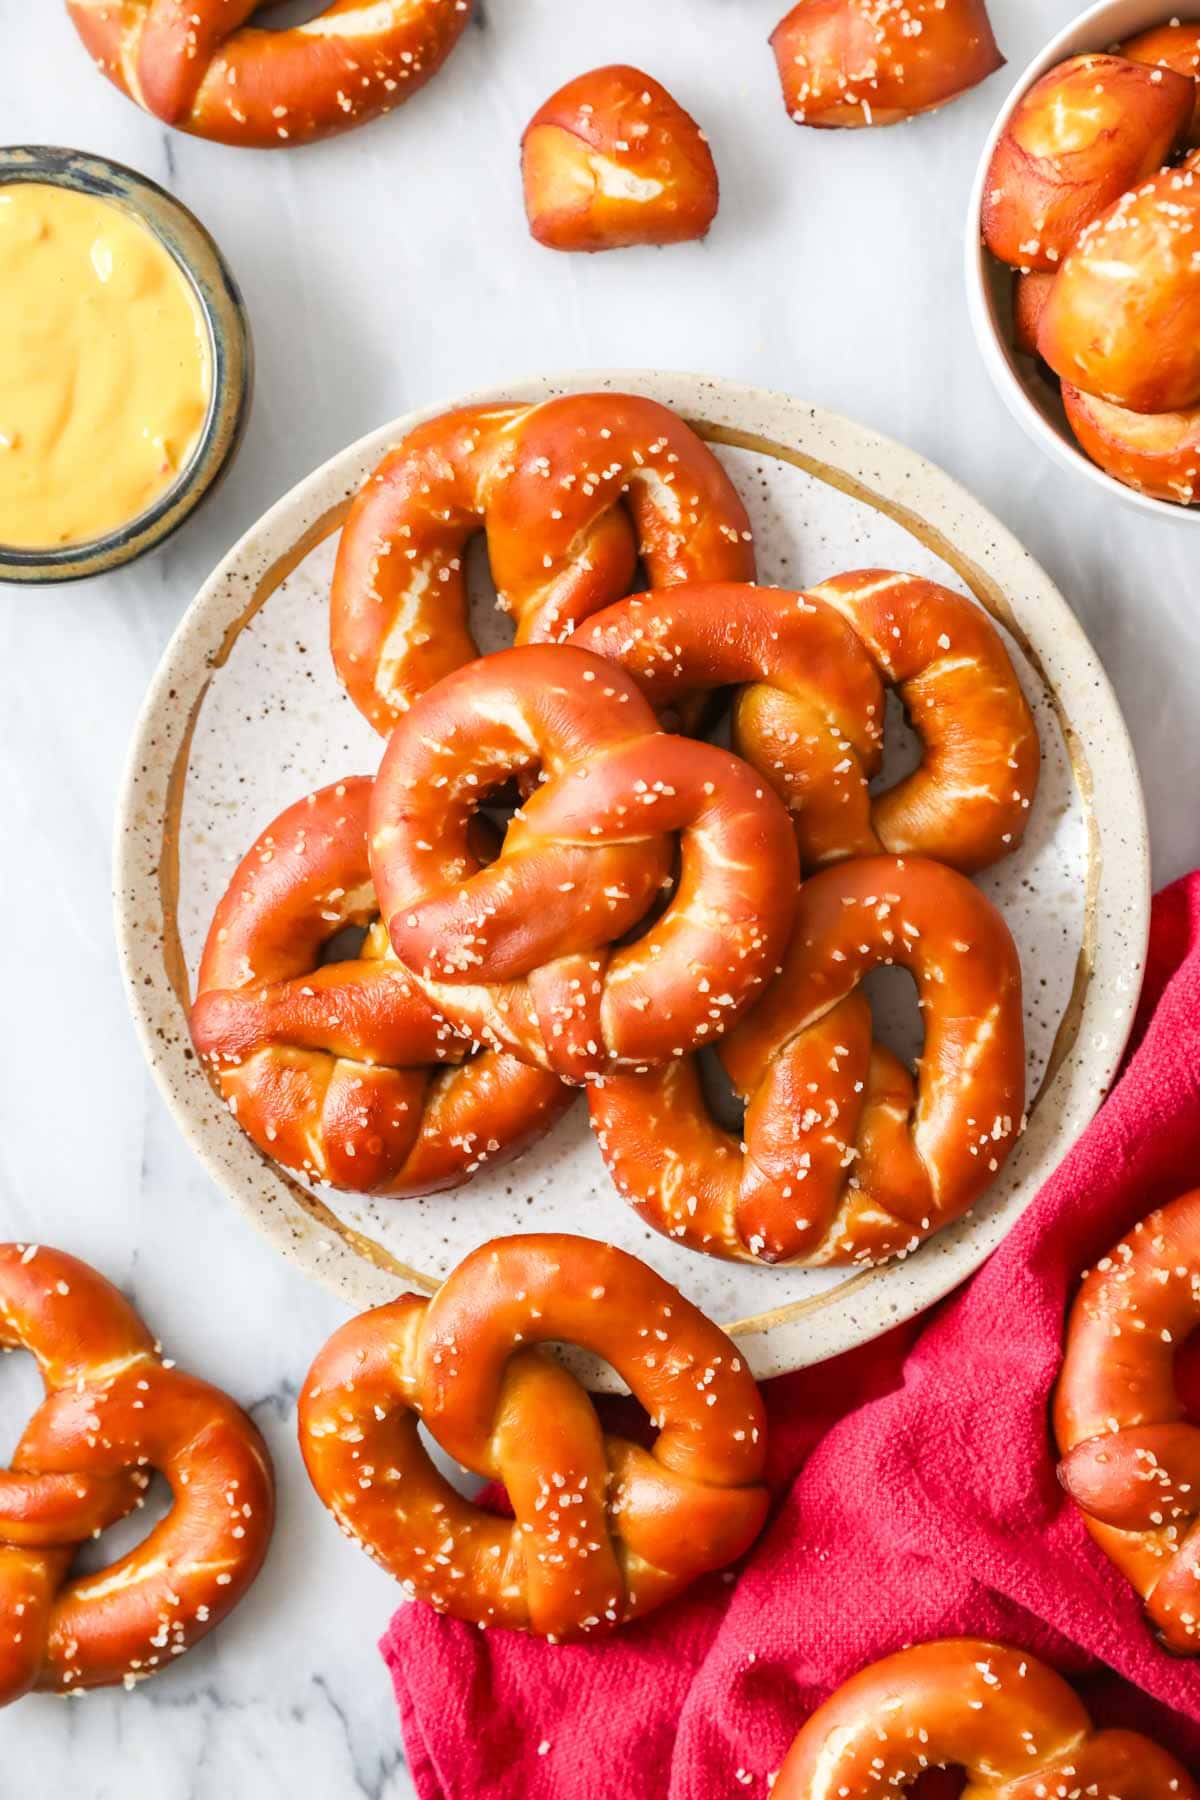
[2,0,1198,1792]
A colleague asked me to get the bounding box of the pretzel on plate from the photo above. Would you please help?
[572,571,1039,874]
[1037,162,1200,413]
[0,1244,273,1704]
[770,0,1003,128]
[521,65,719,252]
[191,779,571,1197]
[329,393,755,734]
[982,54,1193,273]
[368,644,799,1083]
[1056,1188,1200,1654]
[298,1233,768,1639]
[772,1638,1198,1797]
[66,0,471,149]
[589,854,1025,1266]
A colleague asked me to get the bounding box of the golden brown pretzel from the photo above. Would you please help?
[329,393,755,734]
[773,1638,1198,1797]
[0,1244,273,1704]
[1063,384,1200,508]
[1122,22,1200,146]
[770,0,1003,128]
[66,0,471,149]
[297,1233,768,1639]
[589,855,1025,1266]
[521,65,719,252]
[1056,1188,1200,1654]
[368,644,799,1082]
[572,572,1039,874]
[191,778,571,1197]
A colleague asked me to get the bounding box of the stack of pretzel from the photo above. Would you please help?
[191,387,1039,1272]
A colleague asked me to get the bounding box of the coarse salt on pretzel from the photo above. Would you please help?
[772,1638,1198,1797]
[368,644,799,1083]
[521,65,719,252]
[589,854,1024,1267]
[0,1244,273,1704]
[1123,21,1200,146]
[572,572,1039,874]
[982,54,1193,273]
[329,393,755,735]
[770,0,1003,129]
[1063,383,1200,507]
[1056,1187,1200,1655]
[298,1233,768,1639]
[191,778,571,1197]
[66,0,471,149]
[1038,161,1200,413]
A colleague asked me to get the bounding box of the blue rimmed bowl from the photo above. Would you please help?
[0,145,252,583]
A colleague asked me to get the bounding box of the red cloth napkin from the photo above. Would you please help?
[382,873,1200,1799]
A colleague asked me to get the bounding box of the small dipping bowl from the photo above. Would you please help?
[0,146,252,583]
[965,0,1200,522]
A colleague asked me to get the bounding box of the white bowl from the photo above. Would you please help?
[113,370,1150,1384]
[965,0,1200,523]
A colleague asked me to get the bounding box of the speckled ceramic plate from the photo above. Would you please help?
[114,371,1149,1386]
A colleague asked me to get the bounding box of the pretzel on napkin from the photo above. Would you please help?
[191,778,571,1197]
[367,643,799,1083]
[589,855,1025,1266]
[1057,1186,1200,1655]
[66,0,471,148]
[298,1233,768,1639]
[772,1638,1198,1797]
[0,1244,273,1704]
[329,393,755,734]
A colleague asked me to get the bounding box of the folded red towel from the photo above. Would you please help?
[382,873,1200,1799]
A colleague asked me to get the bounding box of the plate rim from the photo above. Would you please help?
[113,367,1151,1379]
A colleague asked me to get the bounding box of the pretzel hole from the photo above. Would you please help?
[861,964,925,1073]
[72,1472,173,1575]
[0,1346,44,1462]
[696,1047,746,1135]
[1176,1330,1200,1423]
[868,690,923,794]
[319,923,369,966]
[417,1420,487,1501]
[251,0,330,28]
[910,1774,966,1798]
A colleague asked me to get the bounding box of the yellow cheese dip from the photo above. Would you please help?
[0,182,212,549]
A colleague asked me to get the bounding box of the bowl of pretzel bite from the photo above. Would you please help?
[969,0,1200,515]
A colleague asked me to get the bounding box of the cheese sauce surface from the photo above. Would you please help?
[0,182,212,549]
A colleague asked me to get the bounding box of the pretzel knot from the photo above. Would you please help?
[298,1234,768,1639]
[1056,1187,1200,1655]
[589,856,1025,1266]
[368,644,799,1082]
[66,0,472,149]
[0,1245,273,1705]
[191,778,571,1196]
[773,1639,1198,1798]
[330,393,755,734]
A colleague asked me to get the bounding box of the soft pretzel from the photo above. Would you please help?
[772,1638,1198,1798]
[329,393,755,735]
[1012,271,1055,359]
[369,644,798,1082]
[770,0,1003,129]
[191,779,571,1197]
[298,1233,768,1639]
[590,854,1024,1267]
[1123,22,1200,146]
[572,572,1039,874]
[66,0,471,149]
[521,65,719,252]
[0,1244,273,1704]
[982,54,1193,273]
[1038,162,1200,413]
[1056,1187,1200,1654]
[1063,384,1200,507]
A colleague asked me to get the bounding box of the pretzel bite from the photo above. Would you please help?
[773,1639,1198,1798]
[1122,21,1200,145]
[1063,383,1200,505]
[982,54,1193,273]
[1012,271,1057,357]
[521,66,718,251]
[1038,160,1200,410]
[770,0,1003,129]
